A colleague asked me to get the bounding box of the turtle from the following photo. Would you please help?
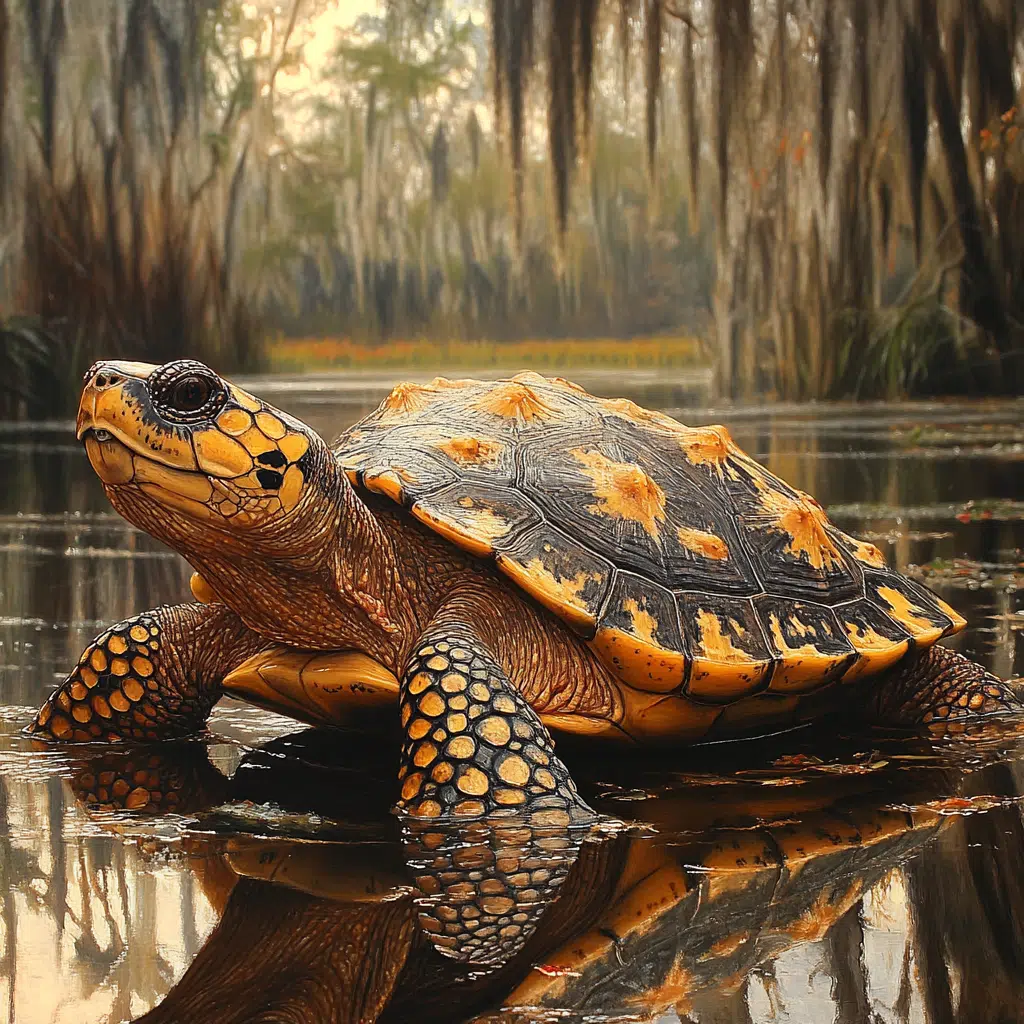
[29,360,1021,837]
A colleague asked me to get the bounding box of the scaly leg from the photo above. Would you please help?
[396,628,593,823]
[27,603,262,743]
[59,742,231,813]
[396,623,597,964]
[870,645,1022,729]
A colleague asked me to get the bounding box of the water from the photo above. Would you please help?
[2,369,1024,1023]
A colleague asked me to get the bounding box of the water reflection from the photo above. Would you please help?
[2,373,1024,1022]
[22,723,1024,1024]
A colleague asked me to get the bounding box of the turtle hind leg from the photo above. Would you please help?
[869,644,1022,730]
[397,625,597,964]
[27,602,261,743]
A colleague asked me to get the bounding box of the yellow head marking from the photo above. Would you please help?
[230,385,262,413]
[236,425,278,458]
[255,411,287,439]
[192,430,255,477]
[217,408,253,435]
[571,448,666,536]
[278,433,309,464]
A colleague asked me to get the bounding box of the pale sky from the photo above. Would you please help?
[305,0,380,71]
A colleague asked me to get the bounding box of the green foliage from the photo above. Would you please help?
[833,298,972,400]
[0,317,67,420]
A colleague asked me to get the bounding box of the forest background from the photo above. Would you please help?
[1,0,1023,418]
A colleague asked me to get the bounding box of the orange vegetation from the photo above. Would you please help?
[269,335,704,372]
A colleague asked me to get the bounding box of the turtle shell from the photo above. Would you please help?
[335,372,965,708]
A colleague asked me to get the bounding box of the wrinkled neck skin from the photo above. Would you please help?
[106,438,419,667]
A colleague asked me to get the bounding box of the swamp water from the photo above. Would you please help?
[1,369,1024,1023]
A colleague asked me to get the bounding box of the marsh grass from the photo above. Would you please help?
[833,297,973,399]
[0,318,67,420]
[0,0,263,420]
[268,334,706,372]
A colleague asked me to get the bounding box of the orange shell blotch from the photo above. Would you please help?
[438,436,503,467]
[849,538,887,568]
[383,382,433,415]
[758,489,844,571]
[677,527,730,560]
[475,382,554,424]
[411,503,511,558]
[841,622,910,682]
[550,375,587,393]
[685,610,772,703]
[766,614,849,692]
[364,468,409,503]
[601,396,681,431]
[876,587,945,644]
[680,425,736,468]
[571,449,666,536]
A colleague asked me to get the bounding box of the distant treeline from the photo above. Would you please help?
[1,1,1022,417]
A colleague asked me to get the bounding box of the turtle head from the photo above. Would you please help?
[77,360,339,557]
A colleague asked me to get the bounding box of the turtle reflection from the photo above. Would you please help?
[53,727,1024,1023]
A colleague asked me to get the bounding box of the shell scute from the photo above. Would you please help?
[410,482,540,558]
[679,595,774,704]
[755,597,857,693]
[836,598,912,682]
[591,574,687,693]
[863,571,963,645]
[339,425,460,505]
[734,481,862,603]
[495,523,614,634]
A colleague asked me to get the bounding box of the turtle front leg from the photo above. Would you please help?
[396,628,593,823]
[396,624,597,964]
[870,645,1022,730]
[27,603,262,743]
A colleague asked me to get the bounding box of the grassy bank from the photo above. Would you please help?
[268,335,707,373]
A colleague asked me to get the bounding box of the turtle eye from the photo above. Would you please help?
[169,374,213,413]
[149,361,227,423]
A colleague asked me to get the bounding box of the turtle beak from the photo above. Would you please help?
[77,361,159,440]
[76,387,97,440]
